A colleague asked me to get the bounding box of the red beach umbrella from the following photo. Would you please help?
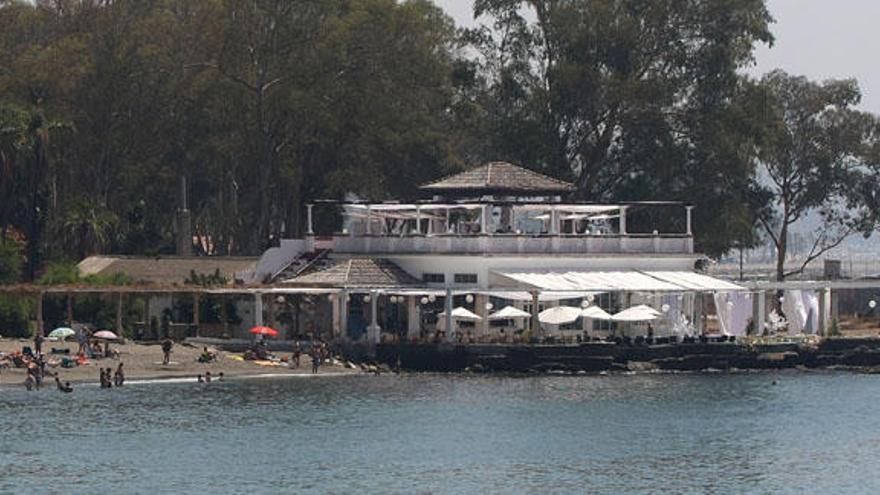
[249,326,279,337]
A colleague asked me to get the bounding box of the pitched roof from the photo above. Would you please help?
[420,161,575,194]
[77,256,258,286]
[281,258,419,288]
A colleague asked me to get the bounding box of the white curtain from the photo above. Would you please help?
[713,292,752,336]
[802,291,819,334]
[782,290,809,335]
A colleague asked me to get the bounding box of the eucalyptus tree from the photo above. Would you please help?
[753,70,880,281]
[466,0,775,256]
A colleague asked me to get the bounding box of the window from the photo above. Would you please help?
[422,273,445,284]
[454,273,478,284]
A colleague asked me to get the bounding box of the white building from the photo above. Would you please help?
[248,162,785,344]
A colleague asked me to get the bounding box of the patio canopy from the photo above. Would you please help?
[492,269,744,292]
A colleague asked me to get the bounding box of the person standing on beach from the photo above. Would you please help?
[292,341,301,368]
[311,348,320,374]
[114,363,125,386]
[161,338,173,365]
[34,333,44,355]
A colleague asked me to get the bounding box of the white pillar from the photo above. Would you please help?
[367,290,381,344]
[511,206,518,233]
[446,207,452,233]
[254,293,264,327]
[755,290,766,335]
[549,207,557,234]
[406,295,420,341]
[415,205,422,235]
[340,290,349,339]
[331,294,340,339]
[818,288,830,336]
[366,205,373,235]
[476,293,489,340]
[306,204,314,235]
[619,206,628,235]
[445,287,454,342]
[686,206,694,236]
[481,204,489,234]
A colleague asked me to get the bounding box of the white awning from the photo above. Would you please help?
[483,290,601,302]
[641,271,744,291]
[492,270,744,292]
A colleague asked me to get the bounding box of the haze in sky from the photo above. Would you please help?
[434,0,880,114]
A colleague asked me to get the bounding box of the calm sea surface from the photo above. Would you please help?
[1,371,879,494]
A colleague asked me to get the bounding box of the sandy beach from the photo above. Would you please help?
[0,338,363,387]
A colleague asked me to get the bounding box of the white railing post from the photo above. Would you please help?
[366,205,373,235]
[686,205,694,236]
[619,206,628,235]
[306,204,314,235]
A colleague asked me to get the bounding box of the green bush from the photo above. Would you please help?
[0,242,22,284]
[0,296,32,338]
[37,260,132,285]
[37,260,80,285]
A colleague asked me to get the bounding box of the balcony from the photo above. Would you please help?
[314,233,693,256]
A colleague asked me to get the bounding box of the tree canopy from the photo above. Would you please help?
[0,0,876,281]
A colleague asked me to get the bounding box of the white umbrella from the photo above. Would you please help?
[612,305,661,322]
[451,307,482,321]
[48,327,76,340]
[488,306,532,320]
[438,307,483,323]
[538,306,582,325]
[581,306,613,320]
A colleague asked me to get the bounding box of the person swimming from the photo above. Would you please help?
[55,376,73,393]
[217,372,224,381]
[197,374,204,383]
[204,371,212,383]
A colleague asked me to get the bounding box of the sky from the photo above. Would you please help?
[434,0,880,114]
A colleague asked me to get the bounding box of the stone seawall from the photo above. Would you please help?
[370,338,880,373]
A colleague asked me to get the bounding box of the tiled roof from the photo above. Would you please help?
[281,258,419,288]
[77,256,258,286]
[420,161,575,194]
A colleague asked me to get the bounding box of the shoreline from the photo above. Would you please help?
[0,338,363,388]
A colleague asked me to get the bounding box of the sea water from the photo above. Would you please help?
[1,371,879,494]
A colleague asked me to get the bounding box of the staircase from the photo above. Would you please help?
[270,248,331,283]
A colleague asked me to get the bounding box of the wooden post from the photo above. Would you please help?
[36,292,44,336]
[530,290,540,336]
[143,295,151,340]
[192,292,200,338]
[66,293,74,326]
[221,293,229,338]
[115,292,123,336]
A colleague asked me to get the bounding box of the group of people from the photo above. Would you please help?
[76,327,119,359]
[99,363,125,388]
[290,340,330,374]
[196,371,224,383]
[0,344,76,393]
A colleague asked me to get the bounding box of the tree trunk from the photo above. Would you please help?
[775,220,788,283]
